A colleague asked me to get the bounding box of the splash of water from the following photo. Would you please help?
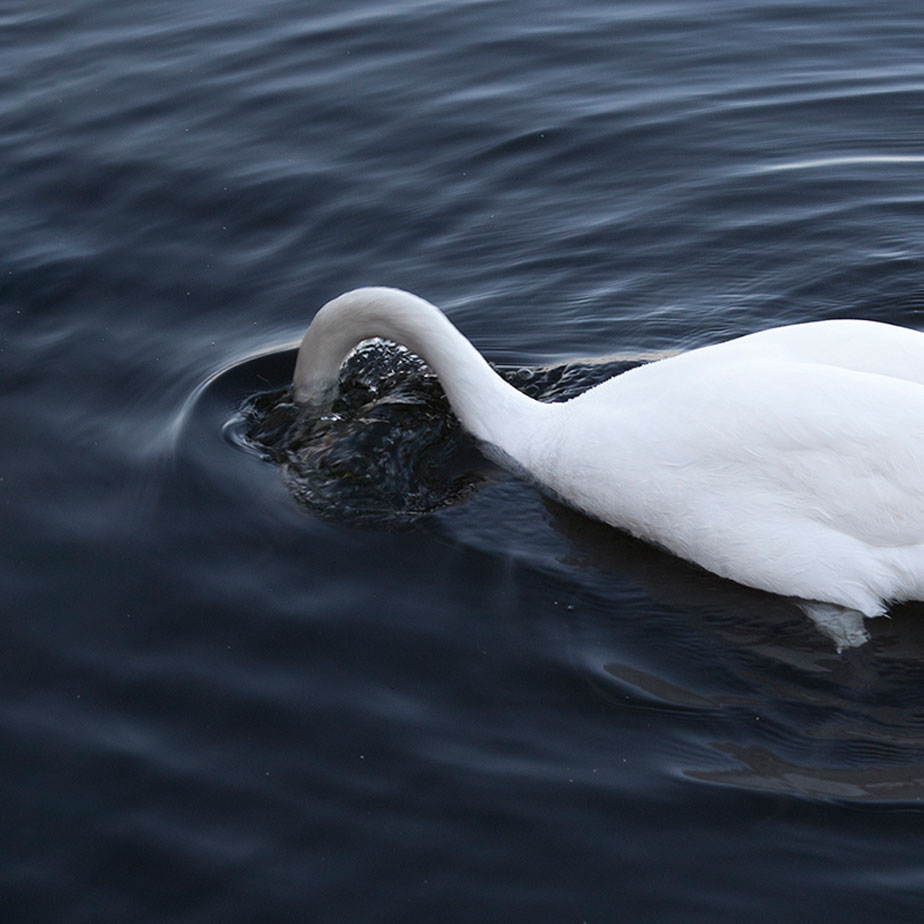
[242,340,636,527]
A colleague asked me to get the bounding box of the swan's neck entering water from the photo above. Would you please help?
[293,287,543,453]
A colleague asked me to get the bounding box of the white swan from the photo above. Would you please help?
[294,287,924,648]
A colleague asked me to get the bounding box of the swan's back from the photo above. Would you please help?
[663,318,924,386]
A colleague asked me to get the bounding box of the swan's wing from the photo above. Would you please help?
[671,319,924,387]
[660,360,924,548]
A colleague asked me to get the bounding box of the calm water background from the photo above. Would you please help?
[5,1,924,920]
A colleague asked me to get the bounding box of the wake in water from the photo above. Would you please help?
[242,340,636,527]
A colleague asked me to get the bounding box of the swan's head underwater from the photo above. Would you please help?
[291,286,924,650]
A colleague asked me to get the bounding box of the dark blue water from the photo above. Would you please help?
[5,1,924,920]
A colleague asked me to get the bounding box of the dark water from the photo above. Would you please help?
[5,1,924,920]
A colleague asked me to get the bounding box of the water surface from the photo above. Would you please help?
[4,1,924,920]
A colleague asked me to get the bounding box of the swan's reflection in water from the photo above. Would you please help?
[690,743,924,801]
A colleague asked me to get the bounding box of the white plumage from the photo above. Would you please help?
[294,287,924,648]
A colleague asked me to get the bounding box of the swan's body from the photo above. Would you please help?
[294,287,924,645]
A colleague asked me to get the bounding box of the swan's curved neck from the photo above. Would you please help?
[293,287,542,451]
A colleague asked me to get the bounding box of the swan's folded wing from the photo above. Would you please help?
[669,318,924,388]
[658,359,924,550]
